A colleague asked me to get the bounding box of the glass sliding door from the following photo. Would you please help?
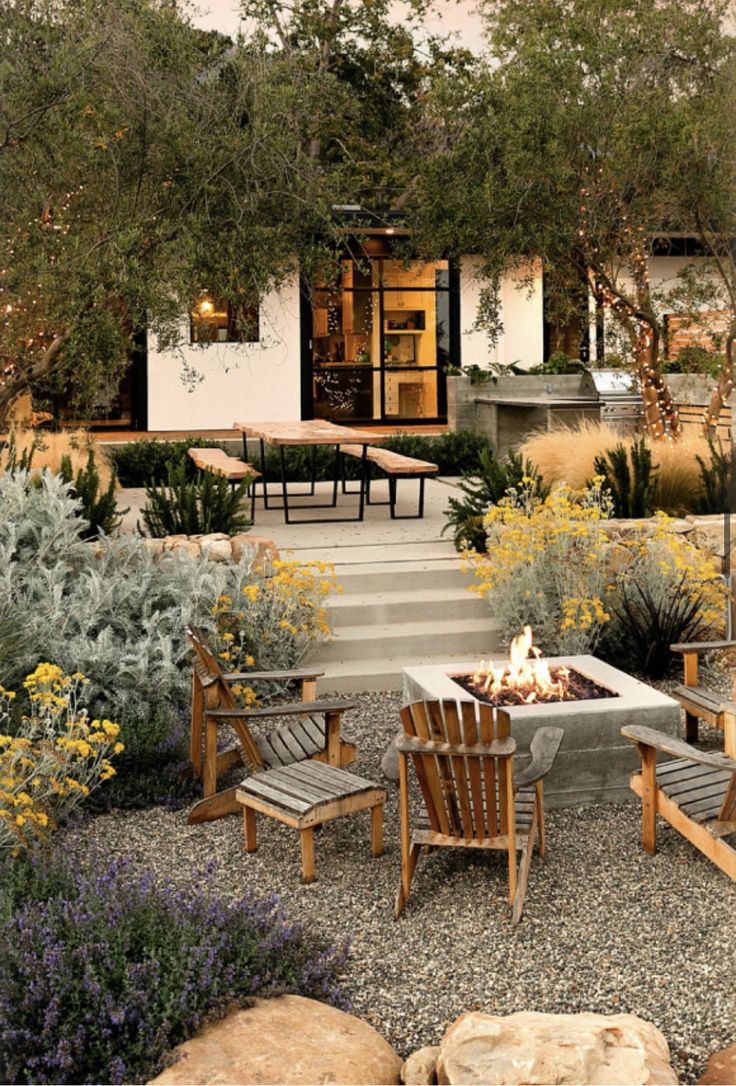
[309,253,453,423]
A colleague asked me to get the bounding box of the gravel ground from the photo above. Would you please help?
[62,684,736,1083]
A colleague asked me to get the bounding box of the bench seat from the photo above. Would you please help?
[339,444,438,518]
[188,447,260,521]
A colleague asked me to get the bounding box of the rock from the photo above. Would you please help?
[381,729,402,781]
[699,1043,736,1085]
[231,533,279,566]
[142,538,164,558]
[430,1011,677,1086]
[149,995,402,1086]
[167,539,201,558]
[402,1046,439,1085]
[162,534,188,551]
[200,538,233,562]
[199,533,229,543]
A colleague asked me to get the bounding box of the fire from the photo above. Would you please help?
[471,626,570,705]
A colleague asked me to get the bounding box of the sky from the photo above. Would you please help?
[188,0,485,50]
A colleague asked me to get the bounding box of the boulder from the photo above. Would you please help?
[150,995,402,1086]
[200,538,233,562]
[231,533,279,566]
[423,1010,677,1086]
[402,1047,440,1085]
[699,1043,736,1085]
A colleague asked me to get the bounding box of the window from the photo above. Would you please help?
[190,293,259,344]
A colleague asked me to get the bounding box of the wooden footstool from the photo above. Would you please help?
[236,761,387,883]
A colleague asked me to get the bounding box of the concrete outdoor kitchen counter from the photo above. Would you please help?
[401,655,681,809]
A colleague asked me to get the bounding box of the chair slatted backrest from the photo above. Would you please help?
[187,624,264,771]
[400,699,515,843]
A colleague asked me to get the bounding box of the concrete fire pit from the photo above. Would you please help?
[401,655,680,808]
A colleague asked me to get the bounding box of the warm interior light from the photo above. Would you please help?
[197,295,215,318]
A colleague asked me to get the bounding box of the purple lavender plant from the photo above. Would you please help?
[0,853,350,1085]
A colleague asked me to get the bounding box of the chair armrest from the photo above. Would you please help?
[514,727,565,789]
[396,735,516,758]
[670,640,736,655]
[621,725,736,772]
[206,698,354,721]
[223,668,325,683]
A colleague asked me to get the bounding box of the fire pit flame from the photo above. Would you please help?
[472,626,570,704]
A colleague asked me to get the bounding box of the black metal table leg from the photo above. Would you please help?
[259,438,269,509]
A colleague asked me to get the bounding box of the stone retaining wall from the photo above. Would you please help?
[94,533,278,565]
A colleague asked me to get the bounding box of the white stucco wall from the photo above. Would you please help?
[458,256,544,370]
[146,271,302,430]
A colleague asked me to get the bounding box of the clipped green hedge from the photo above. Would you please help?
[111,430,490,486]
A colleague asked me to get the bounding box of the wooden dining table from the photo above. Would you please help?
[233,420,388,523]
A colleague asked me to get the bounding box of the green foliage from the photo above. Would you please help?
[594,438,658,518]
[663,346,723,378]
[695,434,732,515]
[0,432,38,473]
[59,448,123,539]
[528,352,587,375]
[0,471,333,808]
[444,447,549,551]
[142,463,251,538]
[111,430,489,488]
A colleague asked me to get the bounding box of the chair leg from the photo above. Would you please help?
[243,806,257,852]
[300,827,316,883]
[639,743,658,855]
[394,842,420,919]
[512,818,538,925]
[536,781,545,858]
[371,804,384,857]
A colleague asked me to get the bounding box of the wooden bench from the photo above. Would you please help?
[188,448,261,522]
[339,445,438,519]
[236,761,386,883]
[670,640,736,755]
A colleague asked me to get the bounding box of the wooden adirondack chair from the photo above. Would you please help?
[187,625,357,824]
[395,699,564,924]
[622,724,736,880]
[670,639,736,755]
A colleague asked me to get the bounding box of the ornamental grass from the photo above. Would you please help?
[518,420,710,516]
[0,427,115,489]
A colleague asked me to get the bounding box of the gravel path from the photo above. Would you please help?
[63,687,735,1083]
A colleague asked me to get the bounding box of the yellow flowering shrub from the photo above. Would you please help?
[469,482,726,673]
[0,663,123,854]
[469,481,614,654]
[210,560,340,702]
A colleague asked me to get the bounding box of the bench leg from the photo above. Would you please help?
[371,804,384,858]
[243,806,258,853]
[389,475,428,519]
[300,827,315,883]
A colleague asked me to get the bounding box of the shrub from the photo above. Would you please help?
[0,665,122,853]
[0,428,115,488]
[0,851,349,1085]
[0,472,336,808]
[470,482,614,654]
[110,430,489,488]
[695,434,732,515]
[444,448,548,552]
[519,419,711,516]
[663,345,722,378]
[141,463,251,537]
[469,484,726,674]
[60,447,124,538]
[528,351,587,375]
[593,437,657,518]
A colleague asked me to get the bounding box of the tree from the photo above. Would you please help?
[0,0,466,426]
[410,0,735,439]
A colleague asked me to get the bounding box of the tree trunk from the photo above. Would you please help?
[635,323,681,440]
[0,330,70,429]
[703,317,736,436]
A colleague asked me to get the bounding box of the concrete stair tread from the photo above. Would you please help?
[316,654,489,693]
[281,543,459,566]
[328,586,483,608]
[329,617,495,642]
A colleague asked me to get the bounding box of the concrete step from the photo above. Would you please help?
[328,587,488,626]
[280,541,458,566]
[316,650,500,694]
[334,560,474,594]
[318,616,499,663]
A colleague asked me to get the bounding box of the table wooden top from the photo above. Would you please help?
[233,420,389,446]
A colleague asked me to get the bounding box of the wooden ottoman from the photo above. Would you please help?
[236,761,387,883]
